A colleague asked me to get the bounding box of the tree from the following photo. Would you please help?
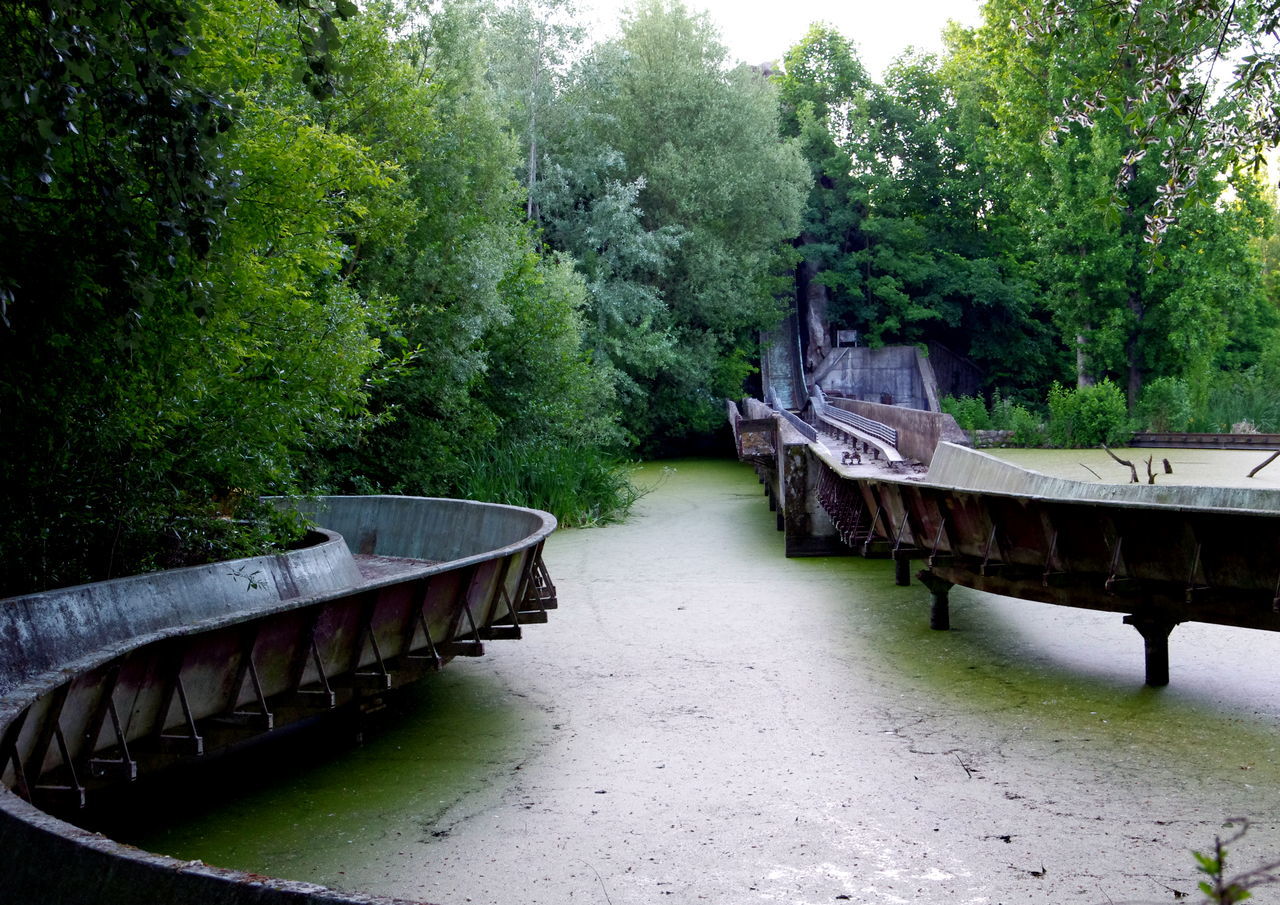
[1022,0,1280,243]
[774,23,873,371]
[543,0,809,448]
[945,0,1272,406]
[485,0,584,221]
[0,0,394,594]
[776,26,1054,398]
[313,0,627,520]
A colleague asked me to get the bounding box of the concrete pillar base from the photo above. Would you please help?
[918,571,953,631]
[894,555,912,587]
[1123,614,1179,687]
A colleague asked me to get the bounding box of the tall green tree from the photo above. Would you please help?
[776,26,1053,397]
[485,0,583,221]
[0,0,391,594]
[1025,0,1280,241]
[947,0,1273,405]
[313,0,623,515]
[542,0,809,448]
[774,24,872,372]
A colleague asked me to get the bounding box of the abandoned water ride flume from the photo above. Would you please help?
[732,394,1280,689]
[0,495,556,905]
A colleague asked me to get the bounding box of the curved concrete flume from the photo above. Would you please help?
[0,495,558,905]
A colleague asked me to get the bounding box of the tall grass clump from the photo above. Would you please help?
[942,393,1044,446]
[991,392,1045,446]
[941,395,991,432]
[458,441,644,527]
[1194,368,1280,433]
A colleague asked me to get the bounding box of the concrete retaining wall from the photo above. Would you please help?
[813,346,940,412]
[828,399,969,467]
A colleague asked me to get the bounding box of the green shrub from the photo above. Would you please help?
[1007,404,1045,447]
[1138,377,1192,432]
[1192,368,1280,433]
[974,391,1043,446]
[941,395,991,432]
[1047,380,1131,447]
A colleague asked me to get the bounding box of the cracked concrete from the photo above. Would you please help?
[115,459,1280,905]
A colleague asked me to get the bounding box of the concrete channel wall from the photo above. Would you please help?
[287,496,552,565]
[0,496,557,905]
[0,530,361,697]
[827,398,969,467]
[812,346,940,412]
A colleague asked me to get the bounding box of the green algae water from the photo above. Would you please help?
[994,445,1280,489]
[98,459,1280,904]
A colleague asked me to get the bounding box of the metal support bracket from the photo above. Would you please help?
[158,675,205,756]
[89,695,138,781]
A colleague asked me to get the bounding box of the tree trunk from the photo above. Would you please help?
[1076,332,1094,388]
[1126,293,1144,409]
[526,130,538,222]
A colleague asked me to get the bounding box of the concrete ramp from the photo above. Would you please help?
[760,312,807,410]
[0,495,558,905]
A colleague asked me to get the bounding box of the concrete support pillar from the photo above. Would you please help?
[918,571,953,631]
[894,554,911,587]
[1123,614,1179,687]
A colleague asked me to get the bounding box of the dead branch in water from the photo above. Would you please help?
[1101,444,1139,483]
[1248,450,1280,479]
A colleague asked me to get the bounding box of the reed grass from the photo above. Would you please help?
[457,441,644,527]
[1196,369,1280,433]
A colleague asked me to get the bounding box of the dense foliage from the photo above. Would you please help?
[774,4,1279,431]
[0,0,809,595]
[0,0,390,592]
[511,0,808,448]
[4,0,1278,594]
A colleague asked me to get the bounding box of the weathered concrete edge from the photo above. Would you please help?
[0,498,557,700]
[0,791,432,905]
[810,441,1280,517]
[277,495,557,567]
[924,443,1280,514]
[0,529,361,698]
[0,495,557,905]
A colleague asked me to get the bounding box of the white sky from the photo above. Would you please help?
[583,0,986,78]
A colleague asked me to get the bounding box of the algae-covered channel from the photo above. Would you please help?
[92,459,1280,904]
